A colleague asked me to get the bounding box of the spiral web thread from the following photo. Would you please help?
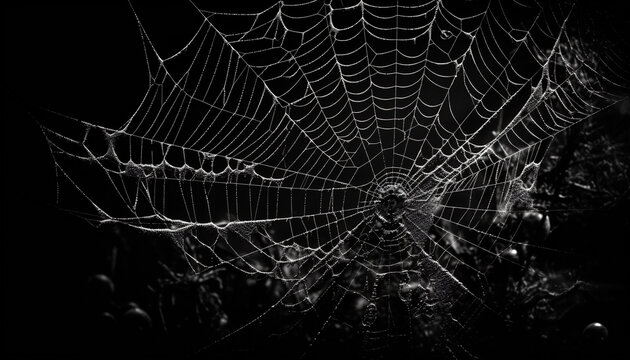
[40,0,626,356]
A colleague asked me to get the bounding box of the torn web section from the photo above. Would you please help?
[38,111,368,359]
[38,5,369,265]
[41,110,367,256]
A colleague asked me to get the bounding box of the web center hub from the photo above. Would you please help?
[376,184,407,223]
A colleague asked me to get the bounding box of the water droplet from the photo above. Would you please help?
[501,248,519,262]
[440,30,454,40]
[583,322,608,342]
[122,307,152,332]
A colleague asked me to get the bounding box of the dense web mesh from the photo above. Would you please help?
[39,0,627,357]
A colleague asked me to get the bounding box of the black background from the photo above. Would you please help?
[2,1,202,356]
[3,1,629,359]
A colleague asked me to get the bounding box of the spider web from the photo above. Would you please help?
[39,0,627,358]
